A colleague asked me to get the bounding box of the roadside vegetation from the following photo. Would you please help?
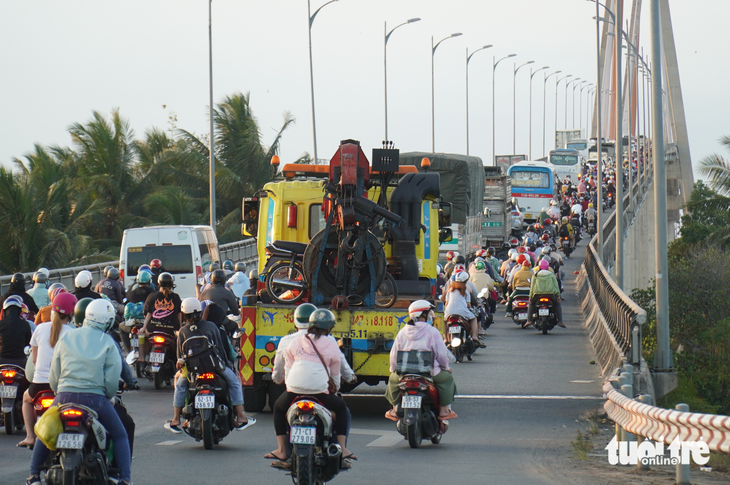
[0,93,297,274]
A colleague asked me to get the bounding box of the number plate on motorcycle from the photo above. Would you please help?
[149,352,165,364]
[518,312,528,320]
[195,394,215,409]
[0,385,17,399]
[130,338,139,348]
[538,308,549,316]
[289,426,316,445]
[448,326,461,334]
[56,433,85,449]
[402,395,422,409]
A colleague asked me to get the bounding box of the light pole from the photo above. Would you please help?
[466,44,492,155]
[308,0,340,164]
[432,32,463,152]
[384,17,421,143]
[580,83,593,135]
[207,0,216,227]
[492,53,516,164]
[565,77,581,129]
[584,85,594,138]
[513,60,534,154]
[542,70,561,158]
[529,66,549,159]
[554,74,572,150]
[573,80,588,128]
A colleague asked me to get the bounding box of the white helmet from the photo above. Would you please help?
[75,270,93,288]
[85,299,115,332]
[454,271,469,283]
[541,246,551,255]
[181,297,202,315]
[37,267,50,277]
[408,300,434,321]
[507,248,517,260]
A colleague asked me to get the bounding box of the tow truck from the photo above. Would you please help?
[237,140,450,411]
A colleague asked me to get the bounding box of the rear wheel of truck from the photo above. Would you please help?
[268,382,286,411]
[243,385,267,412]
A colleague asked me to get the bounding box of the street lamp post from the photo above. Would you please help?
[384,18,421,143]
[308,0,340,164]
[513,60,534,154]
[613,0,624,289]
[466,44,492,155]
[207,0,216,227]
[573,80,588,128]
[553,74,572,151]
[542,70,561,158]
[492,53,516,165]
[580,83,593,135]
[529,66,549,159]
[565,77,581,130]
[432,32,463,152]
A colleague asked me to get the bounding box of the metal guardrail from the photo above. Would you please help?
[0,238,259,294]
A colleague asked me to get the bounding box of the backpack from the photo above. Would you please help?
[559,225,570,238]
[181,324,225,375]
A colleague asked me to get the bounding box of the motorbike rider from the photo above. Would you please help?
[71,271,102,301]
[27,299,132,485]
[384,300,457,422]
[34,284,66,325]
[96,267,126,305]
[164,297,254,434]
[0,273,40,317]
[200,269,240,316]
[17,293,78,449]
[140,272,181,363]
[524,260,565,329]
[505,257,533,318]
[485,247,503,283]
[269,309,354,465]
[443,272,486,348]
[226,262,251,301]
[524,225,538,243]
[469,260,497,323]
[547,199,561,221]
[0,296,33,368]
[27,272,50,310]
[222,259,235,277]
[443,251,459,279]
[149,259,164,287]
[559,216,575,252]
[585,203,598,229]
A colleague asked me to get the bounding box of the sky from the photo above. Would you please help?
[1,1,727,177]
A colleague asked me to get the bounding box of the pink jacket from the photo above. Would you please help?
[389,321,450,376]
[284,334,341,395]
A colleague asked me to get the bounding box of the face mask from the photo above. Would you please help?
[427,316,434,326]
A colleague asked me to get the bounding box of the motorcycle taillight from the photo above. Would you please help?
[539,297,550,303]
[151,336,166,344]
[60,408,86,422]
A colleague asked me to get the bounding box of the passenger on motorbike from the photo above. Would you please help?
[1,273,40,317]
[385,300,457,422]
[0,294,33,371]
[165,298,254,434]
[27,272,50,310]
[95,267,126,305]
[225,262,251,301]
[585,203,597,225]
[126,271,153,304]
[525,260,565,329]
[200,269,240,316]
[443,272,486,348]
[559,216,575,251]
[34,285,65,325]
[71,271,102,301]
[149,259,164,287]
[269,309,354,464]
[485,247,503,283]
[27,299,132,485]
[505,259,533,318]
[17,293,78,449]
[140,272,181,362]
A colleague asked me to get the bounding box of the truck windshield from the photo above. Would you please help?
[510,170,550,189]
[567,142,587,150]
[127,246,193,276]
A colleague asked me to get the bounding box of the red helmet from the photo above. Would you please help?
[541,234,550,242]
[516,254,527,265]
[517,246,526,254]
[150,259,162,269]
[446,251,457,261]
[52,292,78,316]
[544,218,552,225]
[476,249,487,258]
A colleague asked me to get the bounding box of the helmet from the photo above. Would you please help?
[158,272,174,288]
[475,261,486,271]
[33,272,48,284]
[180,297,202,315]
[510,251,518,262]
[549,199,557,206]
[475,249,486,258]
[516,254,527,265]
[209,262,221,271]
[474,257,485,264]
[107,268,119,280]
[2,295,23,310]
[509,238,519,247]
[562,216,569,223]
[539,260,550,271]
[223,260,234,271]
[487,247,495,256]
[212,269,227,285]
[10,273,25,287]
[453,264,466,274]
[136,271,151,284]
[544,218,552,225]
[524,237,534,246]
[52,293,78,316]
[522,260,531,267]
[84,299,115,332]
[48,282,66,300]
[138,264,151,273]
[528,225,535,232]
[408,300,434,321]
[308,309,336,331]
[541,246,551,255]
[234,262,246,273]
[294,303,317,328]
[454,271,469,283]
[103,265,114,278]
[150,259,162,269]
[74,271,92,289]
[542,255,552,264]
[248,270,259,280]
[453,255,466,265]
[588,203,594,208]
[37,267,50,278]
[446,251,456,261]
[517,246,526,254]
[541,234,549,242]
[436,263,444,274]
[541,207,548,213]
[502,242,511,250]
[550,243,557,251]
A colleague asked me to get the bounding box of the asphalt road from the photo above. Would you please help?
[0,238,606,485]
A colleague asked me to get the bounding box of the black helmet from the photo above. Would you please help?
[453,255,466,265]
[223,260,234,271]
[33,272,48,284]
[502,242,511,250]
[487,247,495,256]
[212,269,227,285]
[158,272,174,288]
[294,303,317,327]
[103,265,114,278]
[234,262,246,273]
[10,273,25,288]
[209,262,221,271]
[248,270,258,280]
[74,297,94,327]
[308,309,336,331]
[107,268,119,280]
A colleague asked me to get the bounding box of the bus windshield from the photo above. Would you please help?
[510,170,550,189]
[550,154,579,166]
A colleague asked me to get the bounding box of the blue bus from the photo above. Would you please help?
[507,161,560,223]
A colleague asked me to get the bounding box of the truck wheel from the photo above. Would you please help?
[268,382,286,411]
[243,386,267,413]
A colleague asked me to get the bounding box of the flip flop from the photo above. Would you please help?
[437,410,458,420]
[384,410,398,422]
[234,417,257,431]
[343,453,358,461]
[164,420,182,434]
[264,452,287,460]
[271,460,291,470]
[17,442,34,450]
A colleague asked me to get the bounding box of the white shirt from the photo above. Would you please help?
[226,271,251,299]
[30,321,72,383]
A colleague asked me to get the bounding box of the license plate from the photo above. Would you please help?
[56,433,85,449]
[448,326,461,334]
[149,352,165,364]
[195,394,215,409]
[518,312,528,320]
[402,395,422,409]
[290,426,316,445]
[130,338,139,348]
[539,308,549,316]
[525,214,533,219]
[0,385,17,399]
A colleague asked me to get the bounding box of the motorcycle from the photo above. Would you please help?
[511,289,531,327]
[181,371,234,450]
[392,350,444,448]
[0,363,27,435]
[532,296,558,335]
[445,315,476,363]
[126,319,145,379]
[477,289,493,331]
[147,331,177,389]
[561,236,573,258]
[284,396,343,485]
[586,219,596,237]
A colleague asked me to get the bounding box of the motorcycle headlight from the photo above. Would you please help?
[451,337,462,348]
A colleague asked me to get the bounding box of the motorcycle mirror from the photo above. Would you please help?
[126,350,139,366]
[233,330,245,339]
[24,345,31,356]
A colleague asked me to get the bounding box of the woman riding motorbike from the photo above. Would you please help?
[443,272,486,348]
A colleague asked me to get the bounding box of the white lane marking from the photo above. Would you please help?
[344,394,603,400]
[350,428,403,447]
[569,380,595,384]
[156,440,182,446]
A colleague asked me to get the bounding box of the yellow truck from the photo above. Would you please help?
[238,141,448,411]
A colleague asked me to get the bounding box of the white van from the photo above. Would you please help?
[119,225,220,299]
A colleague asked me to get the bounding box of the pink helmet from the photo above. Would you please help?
[539,260,550,271]
[52,292,78,316]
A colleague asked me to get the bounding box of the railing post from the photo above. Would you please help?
[675,403,690,485]
[636,394,652,471]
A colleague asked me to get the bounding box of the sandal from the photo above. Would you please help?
[164,420,182,434]
[234,417,256,431]
[17,441,34,450]
[437,410,458,420]
[264,451,287,460]
[384,409,398,422]
[271,460,291,470]
[343,453,358,461]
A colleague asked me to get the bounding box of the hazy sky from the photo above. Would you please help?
[1,1,727,176]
